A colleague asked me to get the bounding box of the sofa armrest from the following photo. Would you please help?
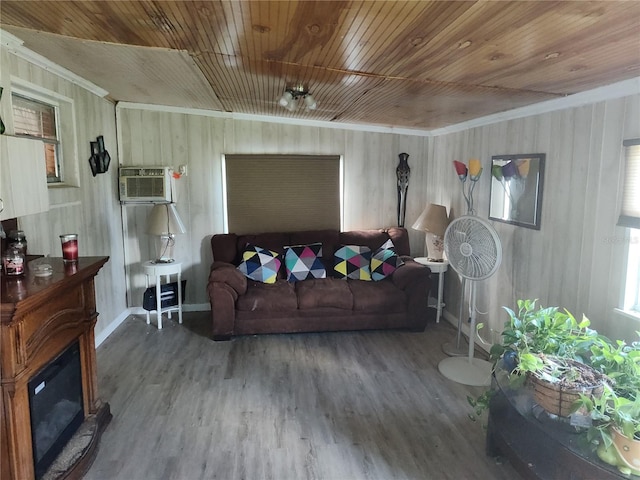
[209,261,247,295]
[392,258,431,330]
[391,258,430,291]
[208,281,238,340]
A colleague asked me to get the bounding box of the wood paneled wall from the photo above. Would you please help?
[0,47,127,341]
[4,42,637,345]
[119,95,639,344]
[433,94,640,344]
[117,108,430,308]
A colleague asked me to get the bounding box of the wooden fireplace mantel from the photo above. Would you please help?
[1,256,111,480]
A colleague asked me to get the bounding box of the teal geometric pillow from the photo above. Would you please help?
[334,245,372,281]
[284,243,326,282]
[371,239,404,281]
[237,244,281,284]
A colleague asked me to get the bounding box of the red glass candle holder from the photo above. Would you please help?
[60,234,79,263]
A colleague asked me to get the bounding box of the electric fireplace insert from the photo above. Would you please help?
[28,341,84,480]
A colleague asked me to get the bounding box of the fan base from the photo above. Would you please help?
[442,340,468,357]
[438,357,492,387]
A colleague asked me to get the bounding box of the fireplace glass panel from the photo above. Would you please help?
[28,341,84,480]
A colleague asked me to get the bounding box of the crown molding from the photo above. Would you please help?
[118,77,639,138]
[430,77,640,136]
[0,28,109,98]
[115,102,434,137]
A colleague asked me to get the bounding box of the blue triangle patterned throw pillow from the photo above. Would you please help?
[371,239,404,281]
[284,243,327,282]
[334,245,372,281]
[237,244,281,284]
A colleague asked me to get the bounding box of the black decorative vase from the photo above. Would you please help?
[396,153,410,227]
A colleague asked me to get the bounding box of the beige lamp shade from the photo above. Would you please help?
[412,203,449,236]
[147,203,186,236]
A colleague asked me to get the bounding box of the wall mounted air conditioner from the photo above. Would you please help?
[119,166,172,203]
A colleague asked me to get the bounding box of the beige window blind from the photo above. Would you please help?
[224,154,341,234]
[618,139,640,229]
[12,93,61,181]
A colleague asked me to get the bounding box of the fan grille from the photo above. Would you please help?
[444,216,502,280]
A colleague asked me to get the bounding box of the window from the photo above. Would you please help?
[619,139,640,313]
[623,229,640,312]
[12,93,62,183]
[223,154,342,234]
[10,81,79,188]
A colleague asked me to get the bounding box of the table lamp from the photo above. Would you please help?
[146,202,186,263]
[412,203,449,261]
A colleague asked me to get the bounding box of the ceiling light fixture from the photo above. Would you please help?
[278,85,317,112]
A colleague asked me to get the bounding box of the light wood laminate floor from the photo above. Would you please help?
[85,312,523,480]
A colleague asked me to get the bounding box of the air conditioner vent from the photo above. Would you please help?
[119,166,172,203]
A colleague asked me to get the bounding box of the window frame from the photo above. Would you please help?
[12,92,63,183]
[623,228,640,313]
[10,79,80,188]
[620,140,640,317]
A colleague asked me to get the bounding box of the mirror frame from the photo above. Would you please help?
[488,153,545,230]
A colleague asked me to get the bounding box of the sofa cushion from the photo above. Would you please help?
[289,230,340,272]
[236,232,289,255]
[334,245,372,280]
[371,239,404,281]
[211,233,239,263]
[386,227,411,256]
[339,230,389,252]
[284,243,327,282]
[236,280,298,311]
[237,245,281,284]
[348,279,406,313]
[295,278,353,309]
[289,230,339,255]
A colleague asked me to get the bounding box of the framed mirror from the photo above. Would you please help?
[489,153,545,230]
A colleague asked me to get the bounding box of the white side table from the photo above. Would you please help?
[414,258,449,324]
[142,261,183,330]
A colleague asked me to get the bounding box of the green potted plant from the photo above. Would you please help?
[489,299,600,375]
[469,299,605,419]
[574,336,640,476]
[468,299,640,474]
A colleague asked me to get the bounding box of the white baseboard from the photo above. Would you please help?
[95,303,211,347]
[95,309,129,348]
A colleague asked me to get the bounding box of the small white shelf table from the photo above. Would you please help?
[142,260,183,330]
[414,258,449,324]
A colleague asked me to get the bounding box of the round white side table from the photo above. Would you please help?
[414,258,449,324]
[142,260,183,330]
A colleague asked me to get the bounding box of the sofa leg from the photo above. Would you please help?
[213,334,232,341]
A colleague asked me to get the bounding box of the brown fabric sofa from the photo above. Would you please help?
[207,227,431,340]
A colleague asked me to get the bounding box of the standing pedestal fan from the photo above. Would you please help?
[438,215,502,387]
[441,276,468,357]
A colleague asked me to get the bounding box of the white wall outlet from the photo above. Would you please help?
[178,165,188,176]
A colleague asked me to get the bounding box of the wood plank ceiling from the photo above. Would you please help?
[1,1,639,130]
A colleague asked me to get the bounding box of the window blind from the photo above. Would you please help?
[12,94,60,180]
[12,95,57,140]
[224,155,341,234]
[618,139,640,229]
